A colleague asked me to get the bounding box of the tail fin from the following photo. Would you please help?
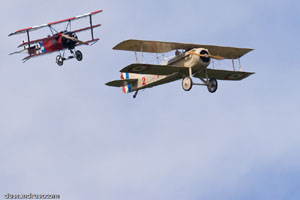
[105,74,138,94]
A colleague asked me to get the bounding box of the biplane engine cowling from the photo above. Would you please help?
[197,49,211,66]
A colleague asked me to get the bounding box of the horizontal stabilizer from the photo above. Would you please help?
[194,69,255,81]
[106,79,138,87]
[120,63,188,75]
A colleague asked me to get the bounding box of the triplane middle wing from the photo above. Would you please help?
[107,39,255,98]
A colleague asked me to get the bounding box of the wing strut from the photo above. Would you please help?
[238,58,242,71]
[89,15,94,40]
[26,30,31,56]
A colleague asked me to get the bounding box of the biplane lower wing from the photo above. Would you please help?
[194,69,255,81]
[120,63,189,76]
[106,79,138,87]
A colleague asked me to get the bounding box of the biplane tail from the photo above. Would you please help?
[105,73,138,94]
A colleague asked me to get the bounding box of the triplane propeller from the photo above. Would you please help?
[106,39,254,98]
[9,10,102,66]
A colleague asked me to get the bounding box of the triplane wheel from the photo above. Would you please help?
[182,77,193,91]
[56,55,64,66]
[75,50,83,61]
[207,78,218,93]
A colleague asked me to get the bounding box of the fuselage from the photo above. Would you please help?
[24,32,78,56]
[122,48,211,93]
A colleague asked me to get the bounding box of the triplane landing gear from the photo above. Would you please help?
[56,55,64,66]
[56,50,83,66]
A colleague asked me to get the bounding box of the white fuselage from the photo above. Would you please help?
[122,48,210,93]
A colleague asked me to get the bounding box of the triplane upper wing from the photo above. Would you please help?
[8,10,103,36]
[113,39,253,59]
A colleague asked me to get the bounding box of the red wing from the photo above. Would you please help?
[75,38,100,46]
[73,24,101,33]
[18,35,57,48]
[9,10,103,36]
[22,51,57,61]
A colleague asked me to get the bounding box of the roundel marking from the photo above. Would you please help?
[225,73,247,80]
[128,65,149,73]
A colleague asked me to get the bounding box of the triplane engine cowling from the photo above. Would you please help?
[61,32,78,49]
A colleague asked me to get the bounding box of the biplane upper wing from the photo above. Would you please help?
[106,79,138,87]
[120,63,189,75]
[113,39,253,59]
[8,10,103,36]
[194,68,255,81]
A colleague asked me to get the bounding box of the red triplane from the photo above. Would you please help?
[9,10,102,66]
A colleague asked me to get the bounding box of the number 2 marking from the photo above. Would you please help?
[142,77,146,86]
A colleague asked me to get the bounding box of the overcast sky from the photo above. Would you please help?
[1,0,300,200]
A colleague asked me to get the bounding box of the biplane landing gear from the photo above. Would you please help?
[182,77,193,91]
[133,90,139,99]
[75,50,83,61]
[207,78,218,93]
[56,55,64,66]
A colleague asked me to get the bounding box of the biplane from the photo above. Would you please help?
[9,10,102,66]
[106,39,254,98]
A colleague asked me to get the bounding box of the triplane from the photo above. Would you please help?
[106,39,255,98]
[9,10,102,66]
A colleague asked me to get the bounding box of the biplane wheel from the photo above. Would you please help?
[75,50,83,61]
[182,77,193,91]
[207,78,218,93]
[56,55,64,66]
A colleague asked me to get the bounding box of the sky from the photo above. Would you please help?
[0,0,300,199]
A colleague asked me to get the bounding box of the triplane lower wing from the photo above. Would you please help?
[9,10,103,66]
[106,39,255,98]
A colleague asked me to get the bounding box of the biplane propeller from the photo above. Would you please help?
[9,10,103,66]
[106,39,255,98]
